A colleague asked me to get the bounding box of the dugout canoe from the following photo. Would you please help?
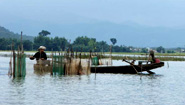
[91,62,164,74]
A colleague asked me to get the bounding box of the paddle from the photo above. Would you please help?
[122,59,155,74]
[122,59,139,74]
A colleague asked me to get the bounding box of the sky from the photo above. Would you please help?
[0,0,185,47]
[1,0,185,27]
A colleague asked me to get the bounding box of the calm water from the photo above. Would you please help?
[0,56,185,105]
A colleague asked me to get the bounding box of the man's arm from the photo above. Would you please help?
[30,52,39,60]
[33,52,39,58]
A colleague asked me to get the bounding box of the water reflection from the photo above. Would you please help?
[138,73,164,79]
[11,77,25,86]
[34,70,50,76]
[5,77,26,105]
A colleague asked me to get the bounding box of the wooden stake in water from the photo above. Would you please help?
[13,44,15,78]
[78,52,82,75]
[21,31,24,53]
[51,49,53,75]
[8,44,13,77]
[18,46,22,77]
[110,45,112,65]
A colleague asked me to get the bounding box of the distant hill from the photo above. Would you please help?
[2,22,185,48]
[0,26,34,41]
[41,22,185,48]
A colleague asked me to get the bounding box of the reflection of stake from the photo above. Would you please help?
[167,62,169,68]
[51,49,53,75]
[95,65,97,80]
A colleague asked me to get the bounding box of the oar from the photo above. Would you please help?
[122,59,155,74]
[122,59,139,74]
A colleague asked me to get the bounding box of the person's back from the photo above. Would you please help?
[33,51,47,60]
[149,50,155,63]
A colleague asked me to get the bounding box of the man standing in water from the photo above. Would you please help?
[30,46,47,60]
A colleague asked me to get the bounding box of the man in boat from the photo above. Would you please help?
[30,46,47,60]
[148,49,155,63]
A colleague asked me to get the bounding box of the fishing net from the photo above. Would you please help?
[99,58,112,65]
[14,53,26,77]
[52,55,65,75]
[51,52,91,75]
[92,56,99,65]
[64,58,91,75]
[81,59,91,75]
[92,56,112,66]
[65,58,77,75]
[34,60,52,75]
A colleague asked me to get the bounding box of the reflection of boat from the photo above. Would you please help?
[91,62,164,74]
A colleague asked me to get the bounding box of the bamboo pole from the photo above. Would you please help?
[110,45,112,65]
[75,50,77,58]
[8,44,13,77]
[51,49,53,75]
[18,46,21,77]
[88,50,92,75]
[21,31,24,53]
[13,44,15,78]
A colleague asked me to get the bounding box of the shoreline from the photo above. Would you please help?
[0,51,185,61]
[1,50,185,56]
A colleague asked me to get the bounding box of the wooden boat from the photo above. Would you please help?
[91,61,164,74]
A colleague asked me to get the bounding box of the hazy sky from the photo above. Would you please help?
[1,0,185,28]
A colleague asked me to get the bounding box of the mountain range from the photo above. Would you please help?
[1,22,185,48]
[0,26,33,41]
[38,22,185,48]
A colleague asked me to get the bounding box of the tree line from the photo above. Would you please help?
[0,30,171,53]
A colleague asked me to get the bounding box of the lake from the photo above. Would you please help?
[0,56,185,105]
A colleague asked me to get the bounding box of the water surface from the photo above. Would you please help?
[0,57,185,105]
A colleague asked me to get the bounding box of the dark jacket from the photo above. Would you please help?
[33,52,47,60]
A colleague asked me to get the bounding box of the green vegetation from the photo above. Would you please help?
[0,34,184,55]
[109,52,185,56]
[110,38,117,45]
[0,26,33,41]
[110,55,185,61]
[74,53,185,61]
[34,35,68,51]
[156,46,165,53]
[38,30,51,36]
[0,28,185,56]
[0,38,33,50]
[0,35,134,52]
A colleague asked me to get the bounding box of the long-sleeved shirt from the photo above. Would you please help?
[33,52,47,60]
